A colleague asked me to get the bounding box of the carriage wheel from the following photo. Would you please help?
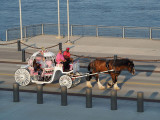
[59,75,72,89]
[15,68,31,86]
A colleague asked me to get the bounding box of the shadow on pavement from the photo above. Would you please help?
[136,64,157,76]
[125,90,135,97]
[72,36,83,44]
[0,81,4,84]
[79,87,87,93]
[149,92,159,99]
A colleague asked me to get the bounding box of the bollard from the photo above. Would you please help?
[37,84,43,104]
[22,50,26,62]
[113,55,117,65]
[114,55,117,61]
[13,83,19,102]
[59,43,62,51]
[86,88,92,108]
[111,90,117,110]
[17,40,21,51]
[137,92,144,112]
[61,86,67,106]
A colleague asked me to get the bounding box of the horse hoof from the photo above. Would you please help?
[114,87,120,90]
[87,85,92,88]
[99,86,105,90]
[107,84,112,89]
[86,81,92,88]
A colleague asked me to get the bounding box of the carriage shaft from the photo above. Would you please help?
[72,69,114,79]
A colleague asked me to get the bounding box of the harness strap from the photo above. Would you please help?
[106,60,110,70]
[106,60,121,74]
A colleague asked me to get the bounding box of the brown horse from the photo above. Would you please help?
[87,58,135,90]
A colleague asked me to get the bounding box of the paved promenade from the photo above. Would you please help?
[1,35,160,58]
[0,35,160,70]
[0,36,160,120]
[0,91,160,120]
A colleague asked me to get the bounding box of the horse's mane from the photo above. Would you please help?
[111,58,133,67]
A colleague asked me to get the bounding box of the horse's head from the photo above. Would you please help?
[128,60,135,75]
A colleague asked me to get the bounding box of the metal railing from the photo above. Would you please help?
[5,23,160,41]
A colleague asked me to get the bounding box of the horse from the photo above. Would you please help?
[87,58,135,90]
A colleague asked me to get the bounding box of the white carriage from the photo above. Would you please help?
[14,50,80,88]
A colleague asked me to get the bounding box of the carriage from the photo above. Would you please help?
[14,50,81,89]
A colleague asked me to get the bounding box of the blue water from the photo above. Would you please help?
[1,0,160,40]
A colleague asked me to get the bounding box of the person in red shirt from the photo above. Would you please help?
[63,48,73,71]
[63,47,70,59]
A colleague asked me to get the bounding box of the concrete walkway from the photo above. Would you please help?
[1,35,160,58]
[0,35,160,70]
[0,91,160,120]
[0,36,160,120]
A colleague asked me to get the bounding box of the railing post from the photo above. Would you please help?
[24,26,26,39]
[122,26,125,39]
[86,88,92,108]
[61,86,67,106]
[137,92,144,112]
[17,40,21,51]
[114,55,117,65]
[22,49,25,62]
[59,42,62,50]
[114,55,117,60]
[150,28,152,40]
[71,25,73,36]
[96,26,98,37]
[37,84,43,104]
[42,24,44,35]
[111,90,117,110]
[6,30,8,41]
[13,83,19,102]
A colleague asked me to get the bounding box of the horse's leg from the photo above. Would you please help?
[107,73,114,89]
[96,74,105,90]
[86,73,93,88]
[86,81,92,88]
[107,82,113,88]
[112,75,120,90]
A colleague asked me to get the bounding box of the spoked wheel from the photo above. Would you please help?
[15,68,31,86]
[59,75,72,89]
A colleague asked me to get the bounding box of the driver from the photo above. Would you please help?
[63,47,73,71]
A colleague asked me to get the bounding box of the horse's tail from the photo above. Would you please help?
[88,61,94,72]
[87,61,95,80]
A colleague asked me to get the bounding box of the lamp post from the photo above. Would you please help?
[56,0,63,39]
[19,0,23,42]
[65,0,72,44]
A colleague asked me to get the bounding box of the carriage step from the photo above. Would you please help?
[32,80,51,84]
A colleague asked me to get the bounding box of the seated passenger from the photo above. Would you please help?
[39,57,47,69]
[33,55,46,78]
[46,58,54,68]
[56,50,66,65]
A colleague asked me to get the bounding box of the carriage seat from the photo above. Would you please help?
[41,60,54,76]
[28,59,54,76]
[55,63,73,71]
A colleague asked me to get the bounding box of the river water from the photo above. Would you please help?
[0,0,160,40]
